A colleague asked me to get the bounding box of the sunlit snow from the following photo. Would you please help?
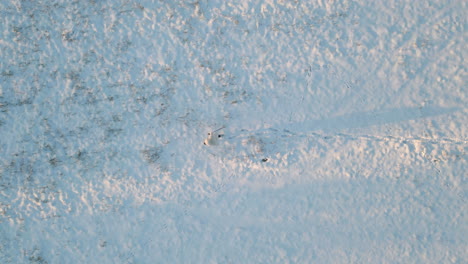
[0,0,466,263]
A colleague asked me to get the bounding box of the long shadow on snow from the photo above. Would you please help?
[224,106,459,160]
[284,106,459,134]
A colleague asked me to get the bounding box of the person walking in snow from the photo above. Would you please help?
[203,126,224,146]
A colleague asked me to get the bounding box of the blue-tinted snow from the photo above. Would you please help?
[0,0,466,263]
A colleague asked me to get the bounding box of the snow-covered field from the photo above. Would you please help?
[0,0,466,263]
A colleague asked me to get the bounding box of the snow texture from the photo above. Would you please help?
[0,0,466,263]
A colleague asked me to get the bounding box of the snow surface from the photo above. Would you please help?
[0,0,466,263]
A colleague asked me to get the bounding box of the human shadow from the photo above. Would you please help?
[285,106,460,134]
[222,105,460,162]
